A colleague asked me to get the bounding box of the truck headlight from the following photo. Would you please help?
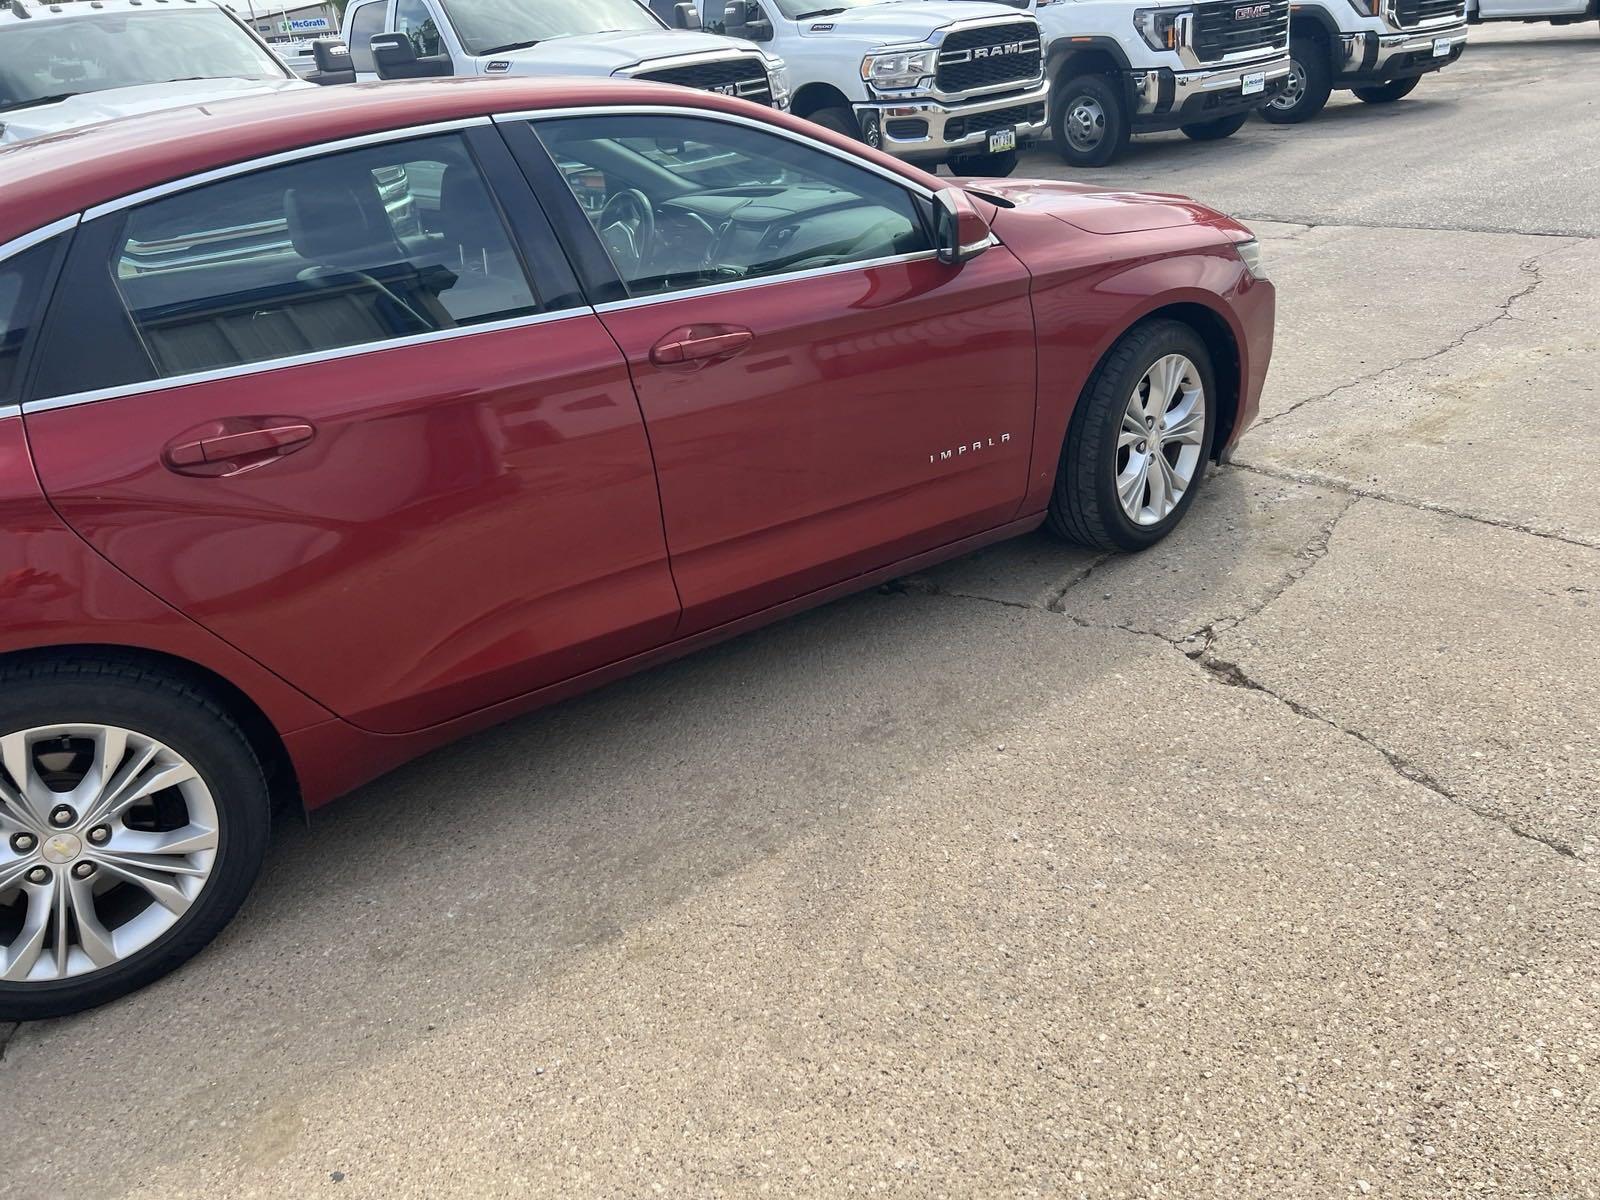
[860,48,937,89]
[765,57,792,110]
[1234,238,1267,281]
[1133,7,1189,51]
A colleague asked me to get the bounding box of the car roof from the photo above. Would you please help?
[0,77,884,249]
[0,0,226,25]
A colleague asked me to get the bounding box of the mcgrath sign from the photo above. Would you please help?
[287,15,331,31]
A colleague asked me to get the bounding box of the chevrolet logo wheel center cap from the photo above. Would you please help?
[42,834,83,865]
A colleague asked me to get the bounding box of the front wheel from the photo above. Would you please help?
[0,661,270,1020]
[946,147,1019,178]
[1181,112,1250,141]
[1352,76,1422,104]
[1046,320,1217,551]
[1259,36,1332,124]
[1051,73,1130,168]
[805,105,869,145]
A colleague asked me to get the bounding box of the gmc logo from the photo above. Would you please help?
[973,42,1026,59]
[1234,4,1271,16]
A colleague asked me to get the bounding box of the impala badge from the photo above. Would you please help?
[929,434,1012,465]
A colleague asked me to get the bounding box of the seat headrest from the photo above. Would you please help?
[437,162,506,260]
[285,162,404,270]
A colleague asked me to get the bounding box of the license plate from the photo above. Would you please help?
[1241,70,1266,96]
[988,128,1018,154]
[1433,37,1452,56]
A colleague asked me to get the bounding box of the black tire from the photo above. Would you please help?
[1180,112,1250,141]
[1050,73,1130,168]
[1046,320,1218,552]
[1352,76,1422,104]
[806,105,867,145]
[0,659,270,1021]
[946,148,1019,178]
[1259,34,1333,125]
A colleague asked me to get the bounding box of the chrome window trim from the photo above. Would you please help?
[491,105,938,201]
[0,405,21,421]
[594,250,940,314]
[0,215,82,267]
[23,306,593,415]
[81,116,494,223]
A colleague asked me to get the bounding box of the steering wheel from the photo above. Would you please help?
[598,189,657,277]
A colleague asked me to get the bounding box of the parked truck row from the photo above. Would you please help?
[1,0,1514,167]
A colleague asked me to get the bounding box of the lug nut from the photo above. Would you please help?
[26,866,50,885]
[49,806,76,828]
[72,862,96,880]
[87,826,111,846]
[9,832,36,854]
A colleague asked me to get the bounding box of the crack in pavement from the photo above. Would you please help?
[1252,252,1553,433]
[1226,460,1600,550]
[0,1022,16,1064]
[1238,214,1597,240]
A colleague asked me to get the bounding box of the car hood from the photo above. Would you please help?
[0,77,311,143]
[796,0,1031,42]
[968,177,1243,236]
[481,30,765,73]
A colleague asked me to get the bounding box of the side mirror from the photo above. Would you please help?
[723,0,775,42]
[370,32,453,79]
[933,189,993,266]
[673,2,703,28]
[307,38,356,85]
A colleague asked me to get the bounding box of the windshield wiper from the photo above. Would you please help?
[793,7,847,18]
[0,92,79,114]
[478,38,540,54]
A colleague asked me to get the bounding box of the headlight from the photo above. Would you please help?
[766,58,792,110]
[1133,7,1189,51]
[860,47,937,89]
[1234,238,1267,281]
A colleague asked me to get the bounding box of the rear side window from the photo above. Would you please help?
[0,238,60,406]
[102,133,541,382]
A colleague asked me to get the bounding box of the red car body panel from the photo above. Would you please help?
[0,78,1276,812]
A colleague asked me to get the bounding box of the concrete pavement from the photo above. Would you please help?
[2,22,1596,1200]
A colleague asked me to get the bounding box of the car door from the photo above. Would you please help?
[511,110,1037,634]
[22,122,680,735]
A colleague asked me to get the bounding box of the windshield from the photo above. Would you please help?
[438,0,662,55]
[769,0,889,18]
[0,8,288,113]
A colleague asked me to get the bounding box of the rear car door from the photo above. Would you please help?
[22,121,679,735]
[509,110,1037,634]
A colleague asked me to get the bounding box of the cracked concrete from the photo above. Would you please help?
[2,22,1597,1200]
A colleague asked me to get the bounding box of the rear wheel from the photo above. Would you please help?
[0,661,270,1020]
[1181,112,1250,141]
[947,148,1019,177]
[1046,320,1217,551]
[1051,73,1130,168]
[1352,76,1422,103]
[1259,35,1332,124]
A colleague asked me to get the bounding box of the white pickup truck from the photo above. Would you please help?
[0,0,317,143]
[696,0,1050,177]
[1029,0,1293,166]
[340,0,790,110]
[1467,0,1595,27]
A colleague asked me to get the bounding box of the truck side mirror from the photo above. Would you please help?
[673,2,703,28]
[369,32,453,79]
[933,189,993,266]
[307,38,356,85]
[723,0,774,42]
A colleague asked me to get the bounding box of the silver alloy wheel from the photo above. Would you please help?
[1065,95,1107,152]
[1116,353,1207,527]
[0,725,217,983]
[1272,60,1306,110]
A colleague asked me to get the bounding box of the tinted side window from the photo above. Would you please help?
[395,0,444,55]
[106,133,541,381]
[0,238,60,405]
[536,114,932,300]
[347,0,385,71]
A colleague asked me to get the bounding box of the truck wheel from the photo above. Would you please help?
[1259,35,1332,124]
[0,659,271,1020]
[1046,319,1217,552]
[947,148,1019,178]
[806,105,868,145]
[1180,112,1250,141]
[1050,74,1130,168]
[1352,76,1421,103]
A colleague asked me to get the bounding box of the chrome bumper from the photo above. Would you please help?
[1339,21,1468,73]
[854,79,1051,160]
[1132,53,1292,117]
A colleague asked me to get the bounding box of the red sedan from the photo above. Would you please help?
[0,78,1273,1018]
